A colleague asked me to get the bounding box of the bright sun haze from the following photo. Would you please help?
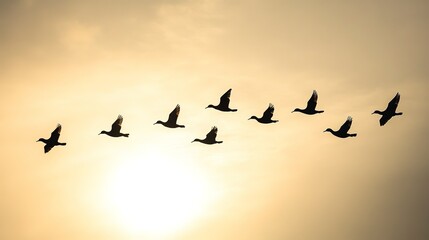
[105,149,215,237]
[0,1,428,240]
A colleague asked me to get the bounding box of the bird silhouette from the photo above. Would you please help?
[292,90,324,114]
[249,103,279,124]
[206,88,237,112]
[192,126,223,144]
[154,104,185,128]
[324,116,357,138]
[37,124,66,153]
[372,92,403,126]
[99,115,129,137]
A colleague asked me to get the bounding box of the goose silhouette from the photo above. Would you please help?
[37,124,66,153]
[192,126,223,144]
[249,103,279,124]
[206,88,237,112]
[372,92,402,126]
[154,104,185,128]
[292,90,324,114]
[99,115,129,137]
[324,116,357,138]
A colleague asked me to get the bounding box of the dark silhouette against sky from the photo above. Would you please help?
[37,124,66,153]
[249,103,278,124]
[372,92,403,126]
[154,104,185,128]
[99,115,129,137]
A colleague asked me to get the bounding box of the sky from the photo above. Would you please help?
[0,0,428,239]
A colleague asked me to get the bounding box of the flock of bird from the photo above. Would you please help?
[37,89,403,153]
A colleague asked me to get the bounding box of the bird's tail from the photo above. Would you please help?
[350,133,357,137]
[231,109,238,112]
[58,142,66,146]
[123,133,130,137]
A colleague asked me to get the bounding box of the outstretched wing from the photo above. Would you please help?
[379,115,392,126]
[50,124,61,142]
[386,92,400,112]
[338,116,352,133]
[306,90,318,110]
[111,115,123,133]
[219,89,232,109]
[167,104,180,123]
[44,144,53,153]
[206,126,218,142]
[262,103,275,120]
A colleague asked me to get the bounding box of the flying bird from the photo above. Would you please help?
[372,92,403,126]
[206,88,237,112]
[249,103,279,124]
[37,124,66,153]
[292,90,324,115]
[99,115,129,137]
[324,116,357,138]
[154,104,185,128]
[192,126,223,144]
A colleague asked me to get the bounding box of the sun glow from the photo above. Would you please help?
[105,149,215,237]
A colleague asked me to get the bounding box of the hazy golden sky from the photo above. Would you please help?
[1,0,428,239]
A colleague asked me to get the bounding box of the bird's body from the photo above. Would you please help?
[372,92,402,126]
[37,124,66,153]
[206,88,237,112]
[99,115,129,137]
[154,104,185,128]
[249,103,278,124]
[324,116,357,138]
[192,126,223,144]
[292,90,324,115]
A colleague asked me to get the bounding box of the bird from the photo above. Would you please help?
[324,116,357,138]
[37,124,66,153]
[154,104,185,128]
[99,115,129,137]
[292,90,324,114]
[192,126,223,144]
[372,92,403,126]
[249,103,279,124]
[206,88,237,112]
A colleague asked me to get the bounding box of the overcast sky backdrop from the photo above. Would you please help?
[0,0,428,239]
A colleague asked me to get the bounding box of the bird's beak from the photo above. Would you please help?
[291,110,295,113]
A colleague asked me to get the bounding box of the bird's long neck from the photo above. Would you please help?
[372,110,384,115]
[293,108,305,113]
[249,116,259,121]
[325,128,335,134]
[154,120,166,126]
[38,138,49,144]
